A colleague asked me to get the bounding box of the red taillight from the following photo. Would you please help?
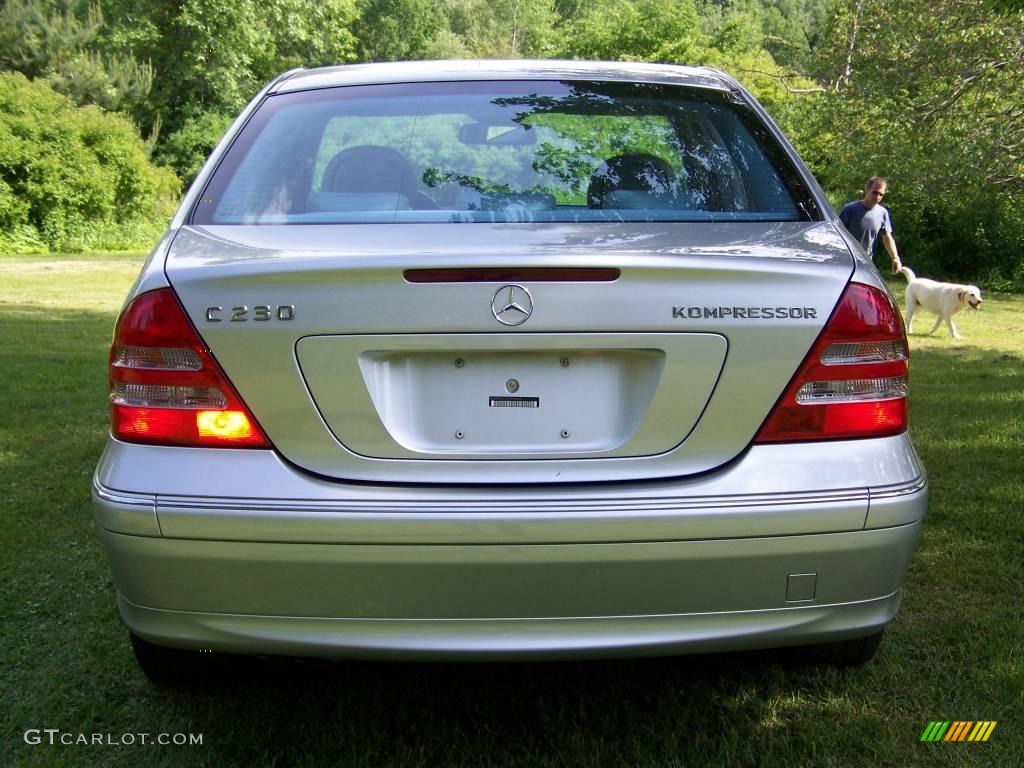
[755,282,909,443]
[109,289,271,448]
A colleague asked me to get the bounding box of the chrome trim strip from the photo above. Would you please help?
[93,482,155,508]
[96,435,926,500]
[869,477,928,500]
[153,487,870,514]
[865,474,929,529]
[145,485,878,544]
[92,481,161,537]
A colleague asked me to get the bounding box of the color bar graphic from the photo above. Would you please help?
[968,722,998,742]
[920,721,996,742]
[920,721,950,742]
[944,721,972,741]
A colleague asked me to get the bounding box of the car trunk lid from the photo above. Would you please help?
[164,221,853,483]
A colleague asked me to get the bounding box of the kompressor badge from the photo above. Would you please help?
[673,306,818,320]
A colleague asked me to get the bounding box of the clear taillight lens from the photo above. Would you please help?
[109,289,271,448]
[112,346,202,370]
[755,282,909,443]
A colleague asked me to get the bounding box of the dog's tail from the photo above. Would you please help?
[899,266,916,282]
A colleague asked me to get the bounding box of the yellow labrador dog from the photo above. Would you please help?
[900,267,982,339]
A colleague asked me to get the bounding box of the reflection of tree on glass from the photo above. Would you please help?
[195,79,818,224]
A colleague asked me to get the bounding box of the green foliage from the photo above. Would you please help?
[546,0,817,141]
[897,188,1024,287]
[0,72,178,252]
[430,0,559,58]
[696,0,834,71]
[0,0,1019,284]
[559,0,706,62]
[354,0,444,61]
[0,0,99,78]
[152,112,235,187]
[46,49,153,112]
[0,0,152,112]
[798,0,1024,285]
[702,0,765,55]
[95,0,359,179]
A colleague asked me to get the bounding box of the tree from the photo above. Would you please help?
[352,0,444,61]
[559,0,706,62]
[802,0,1024,281]
[93,0,359,179]
[432,0,559,58]
[0,0,152,111]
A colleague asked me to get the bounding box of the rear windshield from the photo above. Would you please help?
[192,80,820,225]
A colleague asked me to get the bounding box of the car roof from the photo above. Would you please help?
[272,60,736,95]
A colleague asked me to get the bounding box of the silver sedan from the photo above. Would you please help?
[93,60,926,684]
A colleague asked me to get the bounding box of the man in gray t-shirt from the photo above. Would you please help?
[839,177,903,274]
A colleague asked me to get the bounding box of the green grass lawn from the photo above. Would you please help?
[2,254,1021,767]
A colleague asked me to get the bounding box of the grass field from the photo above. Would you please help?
[1,253,1021,767]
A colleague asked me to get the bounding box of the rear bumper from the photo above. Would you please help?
[94,448,926,658]
[118,590,905,661]
[94,434,926,659]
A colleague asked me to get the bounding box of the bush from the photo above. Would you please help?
[789,91,1024,291]
[891,188,1024,290]
[0,72,179,252]
[154,111,235,186]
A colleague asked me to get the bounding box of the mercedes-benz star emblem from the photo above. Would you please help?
[491,284,534,326]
